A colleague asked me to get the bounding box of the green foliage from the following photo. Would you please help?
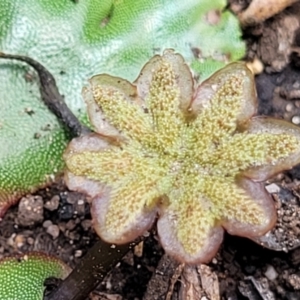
[0,252,70,300]
[0,0,245,214]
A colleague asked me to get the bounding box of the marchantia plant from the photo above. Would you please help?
[64,50,300,264]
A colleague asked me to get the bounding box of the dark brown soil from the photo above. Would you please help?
[3,1,300,299]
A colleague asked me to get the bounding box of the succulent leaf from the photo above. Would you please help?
[64,50,300,264]
[0,252,71,300]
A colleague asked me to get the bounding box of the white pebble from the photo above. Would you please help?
[286,103,293,112]
[265,265,278,281]
[46,224,60,239]
[292,116,300,125]
[265,183,280,194]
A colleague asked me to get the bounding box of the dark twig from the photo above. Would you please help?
[45,239,138,300]
[0,52,91,137]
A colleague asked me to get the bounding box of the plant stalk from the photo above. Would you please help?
[45,238,136,300]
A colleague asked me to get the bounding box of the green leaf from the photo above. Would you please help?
[0,0,245,214]
[0,252,71,300]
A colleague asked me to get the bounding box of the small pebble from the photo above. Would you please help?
[74,250,83,258]
[27,237,34,245]
[43,220,53,228]
[134,241,144,257]
[81,219,92,231]
[142,231,150,237]
[47,224,60,239]
[74,199,86,216]
[246,57,264,75]
[15,234,25,248]
[265,265,278,281]
[58,222,66,233]
[292,116,300,125]
[293,82,300,89]
[286,103,294,112]
[59,204,74,219]
[288,274,300,290]
[212,258,218,264]
[7,233,16,247]
[66,219,76,230]
[44,195,60,211]
[66,194,77,204]
[265,183,280,194]
[17,196,44,226]
[68,231,80,241]
[77,199,84,205]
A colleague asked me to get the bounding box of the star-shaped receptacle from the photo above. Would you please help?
[64,50,300,264]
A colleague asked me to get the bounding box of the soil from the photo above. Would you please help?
[2,1,300,299]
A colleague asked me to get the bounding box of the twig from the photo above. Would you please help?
[45,239,137,300]
[0,52,91,137]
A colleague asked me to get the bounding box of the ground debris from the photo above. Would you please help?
[180,264,220,300]
[17,195,43,227]
[233,0,299,27]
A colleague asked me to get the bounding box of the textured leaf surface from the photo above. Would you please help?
[0,0,245,214]
[0,252,71,300]
[66,54,298,264]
